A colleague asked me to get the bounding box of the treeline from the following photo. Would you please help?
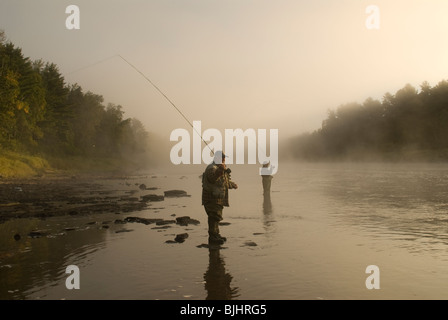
[289,80,448,161]
[0,31,154,172]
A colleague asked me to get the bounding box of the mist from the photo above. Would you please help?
[2,1,447,144]
[4,2,448,303]
[1,1,448,177]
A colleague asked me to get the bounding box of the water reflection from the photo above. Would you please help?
[263,194,273,215]
[203,247,239,300]
[262,194,275,233]
[0,217,107,300]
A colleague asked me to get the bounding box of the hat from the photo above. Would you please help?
[216,150,227,158]
[213,150,227,163]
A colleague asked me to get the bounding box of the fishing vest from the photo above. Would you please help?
[202,163,228,200]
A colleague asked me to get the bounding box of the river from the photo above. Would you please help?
[1,162,448,300]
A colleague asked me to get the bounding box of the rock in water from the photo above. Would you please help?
[28,231,46,238]
[124,216,163,225]
[244,241,258,247]
[174,233,189,243]
[156,220,176,226]
[115,229,133,233]
[141,194,164,202]
[164,190,190,198]
[176,216,200,226]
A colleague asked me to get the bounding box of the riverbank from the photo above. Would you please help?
[0,151,50,179]
[0,171,185,224]
[0,149,151,180]
[0,150,158,224]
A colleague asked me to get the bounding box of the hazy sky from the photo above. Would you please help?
[1,0,448,140]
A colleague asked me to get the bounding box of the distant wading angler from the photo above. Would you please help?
[202,151,238,245]
[261,161,273,195]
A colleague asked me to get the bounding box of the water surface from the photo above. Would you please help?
[2,162,448,300]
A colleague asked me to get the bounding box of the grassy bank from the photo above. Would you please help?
[0,151,141,179]
[46,155,132,175]
[0,151,50,178]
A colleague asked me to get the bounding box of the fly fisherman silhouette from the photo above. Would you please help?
[202,151,238,245]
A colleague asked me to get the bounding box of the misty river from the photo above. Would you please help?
[2,162,448,300]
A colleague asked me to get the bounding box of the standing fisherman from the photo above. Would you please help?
[202,151,238,245]
[261,161,274,195]
[116,57,238,244]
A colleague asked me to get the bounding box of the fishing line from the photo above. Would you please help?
[66,55,118,76]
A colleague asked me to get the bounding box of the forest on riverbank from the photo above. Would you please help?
[0,30,157,178]
[287,80,448,161]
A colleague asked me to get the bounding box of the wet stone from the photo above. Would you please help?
[164,190,190,198]
[176,216,200,226]
[28,231,46,238]
[156,220,176,226]
[141,194,164,202]
[115,229,133,233]
[124,216,163,225]
[174,233,189,243]
[243,241,258,247]
[152,226,171,230]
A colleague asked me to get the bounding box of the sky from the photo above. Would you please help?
[1,0,448,141]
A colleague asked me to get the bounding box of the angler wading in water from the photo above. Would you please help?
[117,56,238,244]
[202,151,238,245]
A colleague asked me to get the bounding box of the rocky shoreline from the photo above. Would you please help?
[0,174,251,249]
[0,174,191,224]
